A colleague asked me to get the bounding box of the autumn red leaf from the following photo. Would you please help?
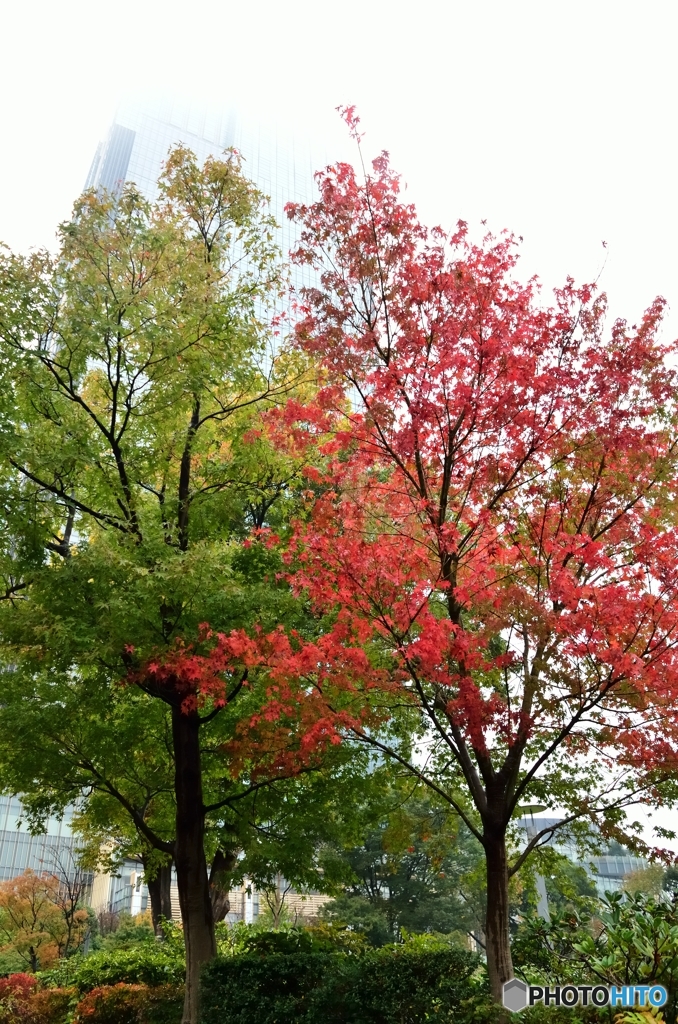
[272,112,678,1000]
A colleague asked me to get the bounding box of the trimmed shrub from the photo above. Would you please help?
[0,975,37,1001]
[38,947,184,993]
[214,920,368,957]
[322,946,487,1023]
[235,924,366,956]
[0,974,39,1024]
[0,979,75,1024]
[74,985,148,1024]
[200,946,486,1024]
[30,930,494,1023]
[27,987,77,1024]
[73,983,183,1024]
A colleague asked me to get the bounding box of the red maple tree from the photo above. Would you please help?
[269,109,678,999]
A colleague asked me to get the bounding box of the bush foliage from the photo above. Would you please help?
[73,983,183,1024]
[512,889,678,1024]
[0,974,75,1024]
[200,944,487,1024]
[23,926,664,1024]
[215,920,368,957]
[38,946,184,993]
[31,931,494,1024]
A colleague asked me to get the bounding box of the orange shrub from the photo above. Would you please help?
[73,983,182,1024]
[27,988,76,1024]
[0,973,38,1024]
[0,975,37,1000]
[0,976,75,1024]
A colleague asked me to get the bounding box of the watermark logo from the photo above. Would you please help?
[502,979,667,1012]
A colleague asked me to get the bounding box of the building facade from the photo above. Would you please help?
[85,95,322,298]
[522,815,648,897]
[0,796,84,884]
[89,859,328,926]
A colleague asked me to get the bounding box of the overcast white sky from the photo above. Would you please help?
[1,0,677,338]
[2,0,678,849]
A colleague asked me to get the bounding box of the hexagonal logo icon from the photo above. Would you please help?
[503,978,528,1012]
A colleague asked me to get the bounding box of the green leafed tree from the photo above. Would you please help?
[0,146,322,1023]
[320,787,487,947]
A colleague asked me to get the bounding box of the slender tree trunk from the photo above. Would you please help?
[484,829,513,1004]
[172,706,216,1024]
[145,859,174,936]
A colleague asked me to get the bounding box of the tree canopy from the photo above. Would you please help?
[3,111,678,1018]
[258,108,678,1000]
[0,145,336,1023]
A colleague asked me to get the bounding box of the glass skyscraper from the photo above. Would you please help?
[85,96,323,295]
[0,796,83,882]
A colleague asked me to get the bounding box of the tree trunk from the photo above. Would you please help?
[145,859,174,936]
[172,706,216,1024]
[210,850,237,924]
[484,830,513,1004]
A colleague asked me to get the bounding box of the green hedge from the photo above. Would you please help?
[38,947,184,993]
[35,937,492,1023]
[200,947,487,1024]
